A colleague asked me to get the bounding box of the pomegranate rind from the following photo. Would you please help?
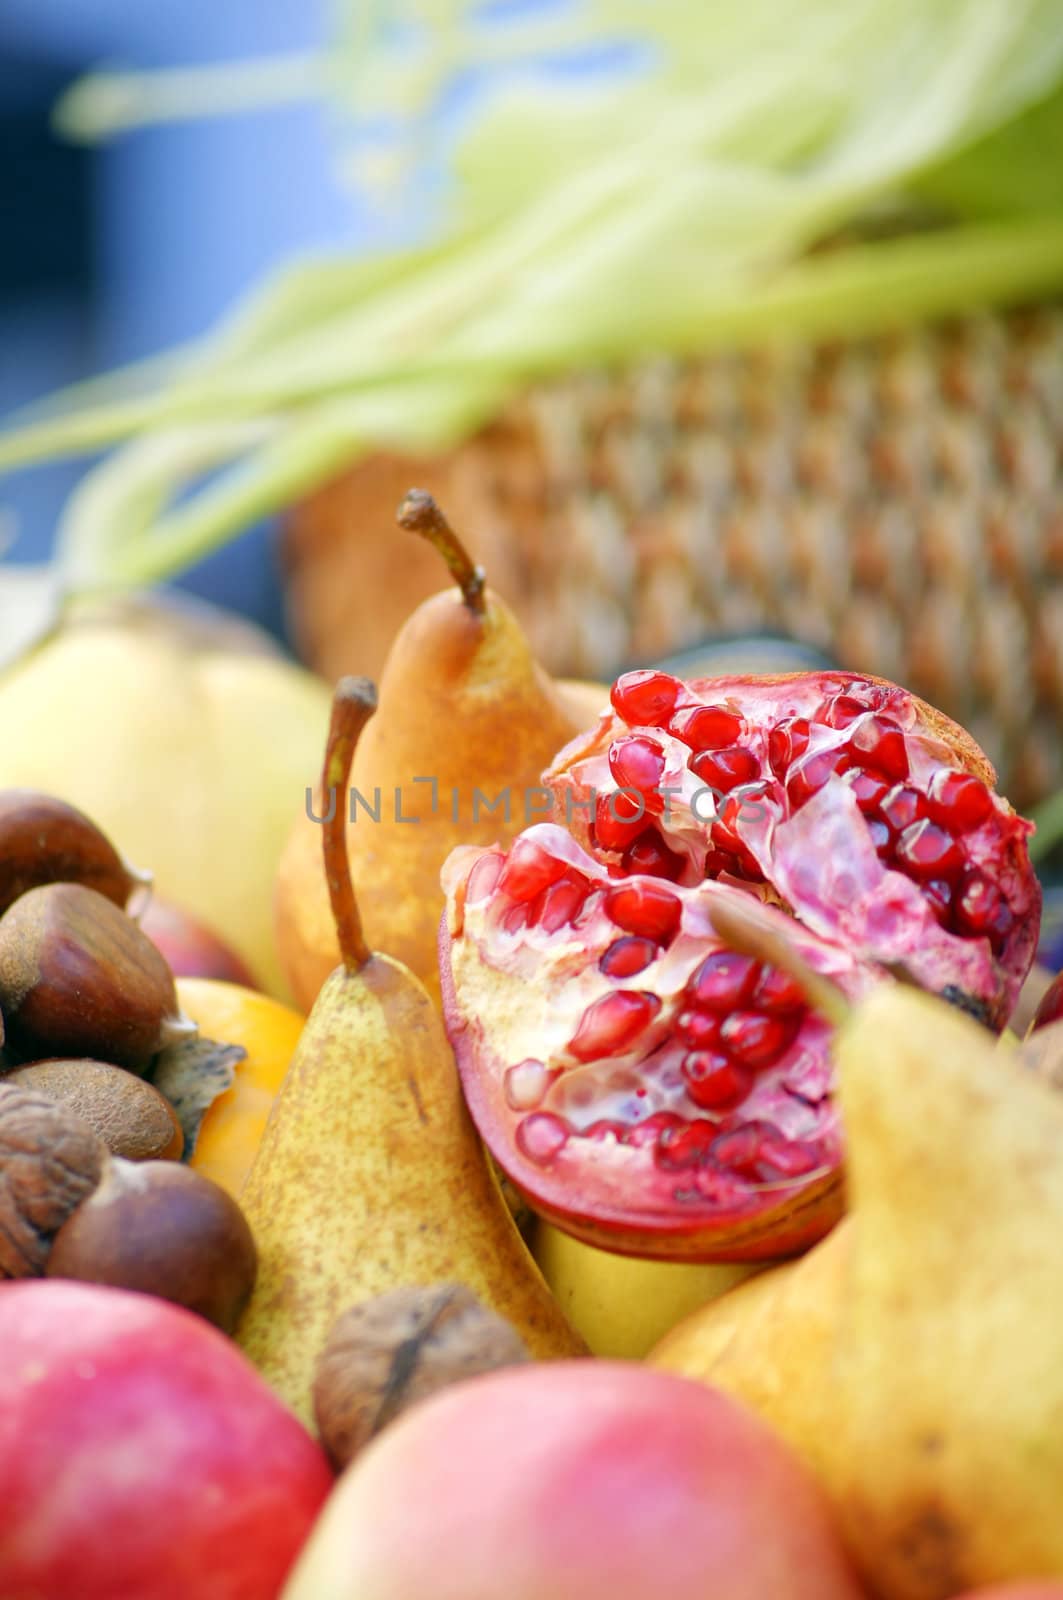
[440,827,878,1262]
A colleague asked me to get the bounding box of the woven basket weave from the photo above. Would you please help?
[284,307,1063,812]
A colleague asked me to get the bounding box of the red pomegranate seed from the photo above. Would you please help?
[530,876,587,933]
[753,965,806,1014]
[768,716,811,776]
[689,745,760,791]
[686,950,760,1012]
[848,770,890,812]
[709,1120,777,1179]
[502,903,530,935]
[655,1120,717,1170]
[710,795,763,877]
[498,838,567,903]
[818,692,870,728]
[785,747,850,810]
[593,789,646,851]
[866,817,893,855]
[677,1009,722,1049]
[880,784,928,832]
[928,769,994,832]
[670,704,743,752]
[626,1110,684,1148]
[952,868,1007,938]
[753,1137,824,1179]
[620,830,686,880]
[682,1053,753,1110]
[605,881,682,943]
[566,990,661,1062]
[515,1112,570,1165]
[847,714,910,781]
[719,1010,796,1069]
[894,819,964,880]
[611,670,682,727]
[574,888,605,929]
[922,878,953,920]
[608,735,666,810]
[599,935,658,978]
[703,847,740,878]
[466,851,503,903]
[582,1120,628,1142]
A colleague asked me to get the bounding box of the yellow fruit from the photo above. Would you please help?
[238,680,584,1422]
[177,976,305,1199]
[533,1219,759,1358]
[652,985,1063,1599]
[0,598,330,997]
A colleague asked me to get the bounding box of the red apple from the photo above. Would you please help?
[0,1281,332,1599]
[141,893,259,988]
[283,1361,866,1600]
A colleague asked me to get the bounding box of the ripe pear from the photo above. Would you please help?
[275,492,607,1011]
[655,977,1063,1600]
[0,593,329,997]
[533,1218,760,1359]
[238,678,585,1424]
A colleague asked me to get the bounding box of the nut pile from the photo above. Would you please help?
[0,788,257,1330]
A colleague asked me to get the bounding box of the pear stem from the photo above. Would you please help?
[706,893,852,1029]
[397,489,486,616]
[322,676,378,974]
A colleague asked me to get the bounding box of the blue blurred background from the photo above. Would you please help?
[0,0,360,643]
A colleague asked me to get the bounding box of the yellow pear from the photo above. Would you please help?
[533,1218,760,1359]
[238,677,584,1424]
[654,980,1063,1600]
[0,595,329,997]
[652,1222,848,1474]
[275,491,606,1010]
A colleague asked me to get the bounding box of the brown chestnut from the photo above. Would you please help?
[0,882,196,1073]
[0,789,150,916]
[46,1158,257,1334]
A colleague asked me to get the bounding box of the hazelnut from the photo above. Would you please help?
[313,1283,530,1470]
[0,882,196,1073]
[0,789,151,917]
[0,1082,107,1277]
[4,1059,184,1161]
[46,1159,258,1334]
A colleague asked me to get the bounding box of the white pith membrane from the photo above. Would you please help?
[440,673,1041,1259]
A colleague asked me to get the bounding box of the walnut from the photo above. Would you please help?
[0,1083,107,1278]
[313,1282,530,1471]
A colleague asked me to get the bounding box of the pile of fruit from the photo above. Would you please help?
[1,493,1061,1600]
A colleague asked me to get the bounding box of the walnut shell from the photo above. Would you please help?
[0,1082,106,1277]
[313,1282,530,1471]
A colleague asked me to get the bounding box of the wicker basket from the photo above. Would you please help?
[284,307,1063,812]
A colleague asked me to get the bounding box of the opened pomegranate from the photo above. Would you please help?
[441,824,882,1259]
[439,671,1041,1262]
